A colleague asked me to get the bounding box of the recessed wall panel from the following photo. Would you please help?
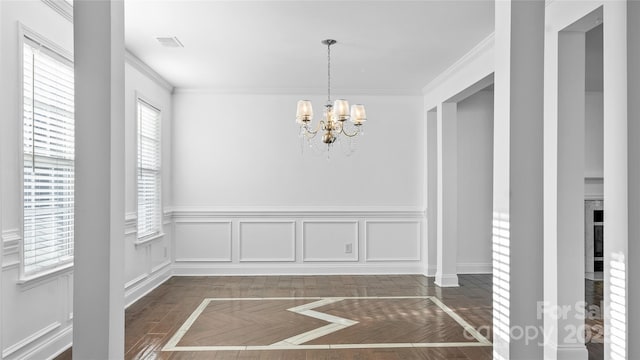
[303,221,358,262]
[366,221,421,261]
[174,221,232,261]
[239,221,295,261]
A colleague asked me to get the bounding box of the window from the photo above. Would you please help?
[137,99,162,240]
[22,35,74,275]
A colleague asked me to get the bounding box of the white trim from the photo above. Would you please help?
[457,262,492,274]
[172,87,420,96]
[425,265,437,277]
[162,296,491,352]
[134,232,165,247]
[35,325,72,360]
[124,212,137,235]
[125,51,174,92]
[162,209,173,225]
[1,322,61,358]
[41,0,72,22]
[19,23,73,59]
[125,263,173,308]
[125,272,150,290]
[1,261,20,271]
[17,263,73,288]
[434,273,459,287]
[151,259,172,274]
[175,258,233,263]
[2,228,21,255]
[422,33,495,96]
[171,263,423,276]
[171,206,425,219]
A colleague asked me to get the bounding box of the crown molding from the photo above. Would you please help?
[125,50,175,93]
[41,0,72,22]
[421,32,495,96]
[172,87,422,96]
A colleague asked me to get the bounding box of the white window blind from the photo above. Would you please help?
[22,37,74,275]
[137,99,162,240]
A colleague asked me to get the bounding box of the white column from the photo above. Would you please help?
[493,0,545,358]
[555,30,588,359]
[435,102,459,287]
[73,1,125,358]
[0,1,4,355]
[426,110,438,276]
[628,1,640,358]
[603,2,629,360]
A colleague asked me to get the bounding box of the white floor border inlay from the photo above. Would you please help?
[162,296,492,351]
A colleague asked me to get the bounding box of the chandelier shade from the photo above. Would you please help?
[296,100,313,123]
[296,39,367,154]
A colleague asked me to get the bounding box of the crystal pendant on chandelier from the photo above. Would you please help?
[296,39,367,156]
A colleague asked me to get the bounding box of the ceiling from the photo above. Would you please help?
[124,0,495,93]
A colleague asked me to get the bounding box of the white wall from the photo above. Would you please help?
[0,2,173,359]
[171,91,425,274]
[456,90,494,273]
[0,2,75,359]
[122,58,173,304]
[172,92,423,208]
[585,92,603,177]
[585,91,603,198]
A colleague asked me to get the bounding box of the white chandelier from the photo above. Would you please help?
[296,39,367,154]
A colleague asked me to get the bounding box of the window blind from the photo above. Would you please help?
[137,99,162,240]
[23,37,74,275]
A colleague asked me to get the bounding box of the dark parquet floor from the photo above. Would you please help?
[585,279,604,360]
[55,274,604,359]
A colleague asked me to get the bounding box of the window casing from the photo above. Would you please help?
[22,35,75,276]
[136,99,162,240]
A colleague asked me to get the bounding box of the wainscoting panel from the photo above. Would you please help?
[0,267,69,360]
[170,208,426,275]
[174,221,232,262]
[365,221,421,261]
[239,221,296,262]
[302,221,359,262]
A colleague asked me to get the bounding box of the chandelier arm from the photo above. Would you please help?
[340,125,361,138]
[302,119,323,136]
[303,128,319,139]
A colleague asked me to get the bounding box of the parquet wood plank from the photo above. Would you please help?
[59,274,618,359]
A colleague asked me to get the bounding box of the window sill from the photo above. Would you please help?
[18,262,74,287]
[134,232,165,246]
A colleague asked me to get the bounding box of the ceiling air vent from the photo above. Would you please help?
[156,36,184,48]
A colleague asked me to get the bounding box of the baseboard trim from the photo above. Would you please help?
[555,344,590,359]
[425,263,492,276]
[125,264,173,308]
[434,273,459,287]
[172,263,424,276]
[2,324,71,360]
[425,265,437,277]
[457,262,492,274]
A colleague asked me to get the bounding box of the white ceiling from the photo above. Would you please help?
[124,0,495,93]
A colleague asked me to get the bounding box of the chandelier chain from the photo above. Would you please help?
[327,41,331,104]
